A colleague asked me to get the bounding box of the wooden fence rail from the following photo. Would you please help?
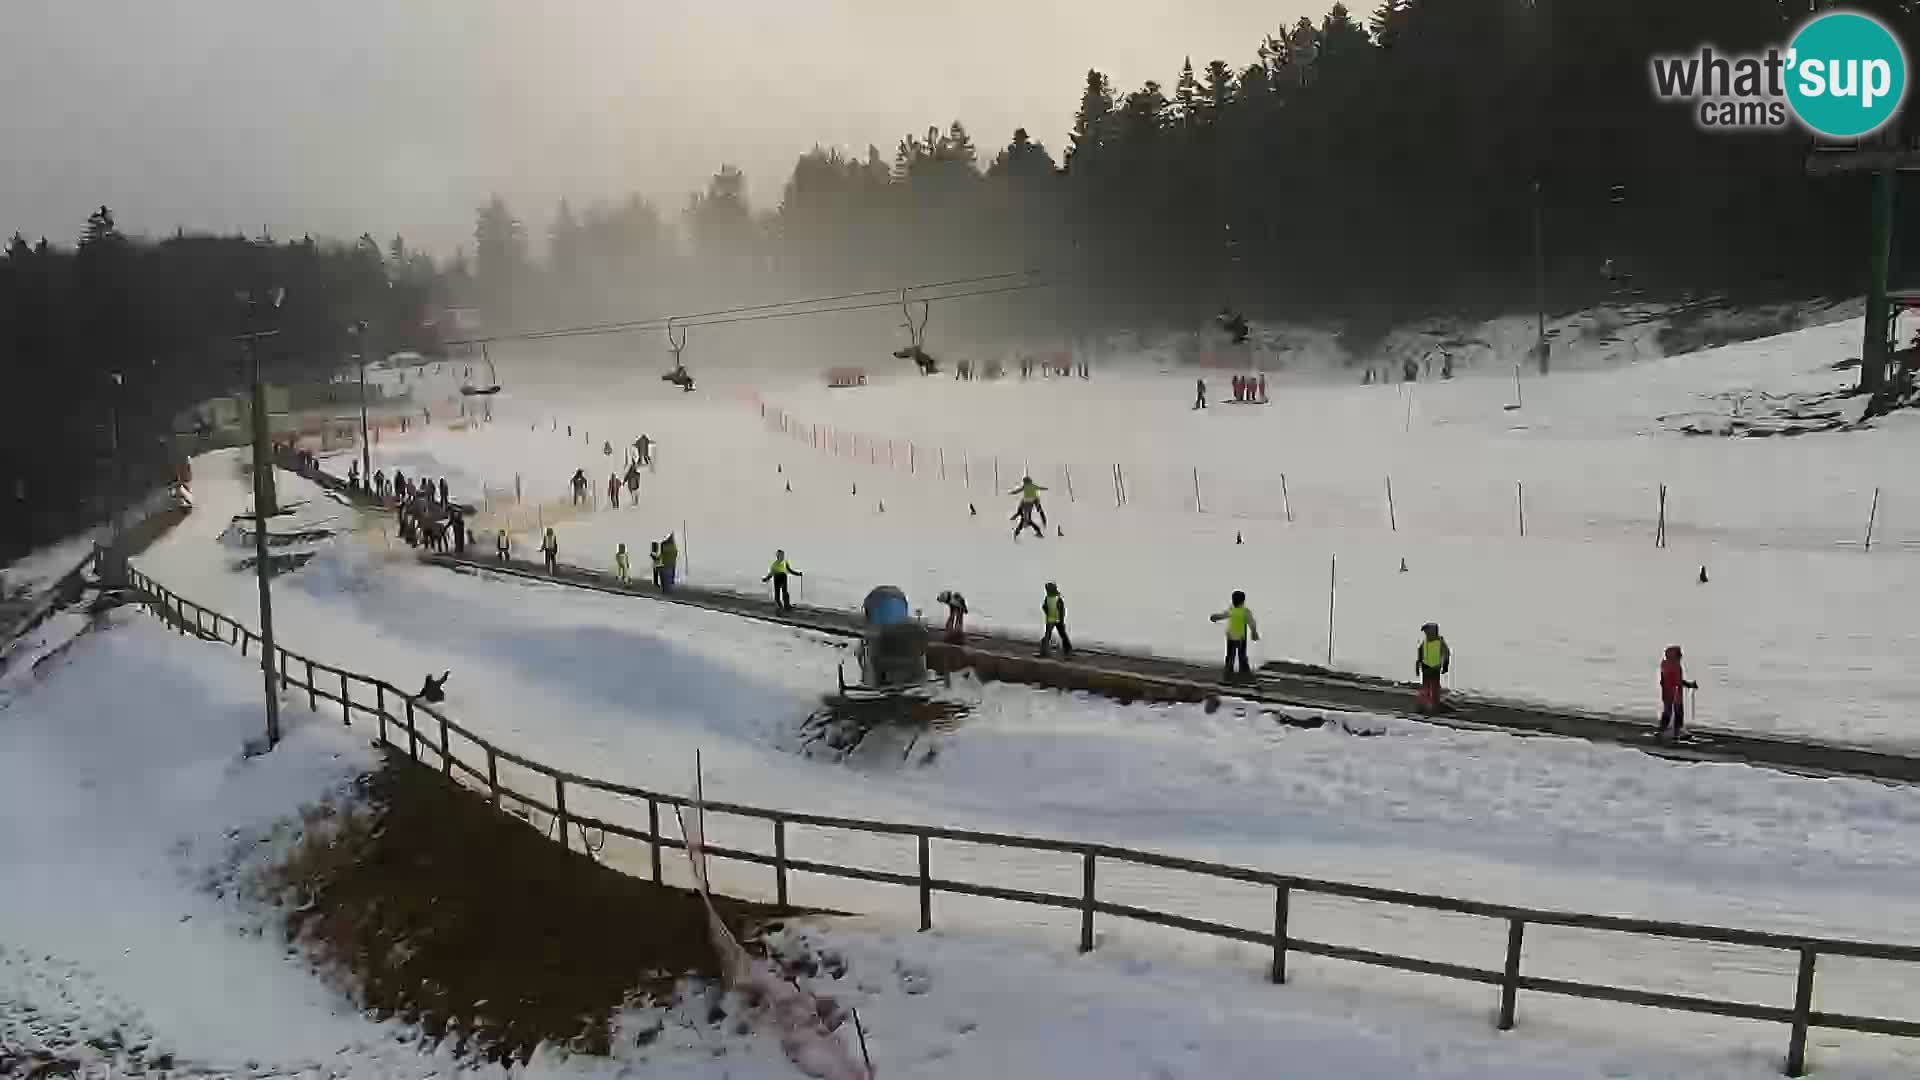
[122,566,1920,1076]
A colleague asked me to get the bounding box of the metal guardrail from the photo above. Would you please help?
[122,566,1920,1076]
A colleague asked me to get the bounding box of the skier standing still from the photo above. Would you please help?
[615,543,631,585]
[1038,583,1073,659]
[1194,378,1208,410]
[763,549,802,612]
[541,527,559,574]
[1415,623,1451,714]
[1209,591,1260,681]
[1658,645,1699,741]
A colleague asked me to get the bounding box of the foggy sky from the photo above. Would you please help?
[2,1,1308,257]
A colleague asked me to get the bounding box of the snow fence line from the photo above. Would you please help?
[744,393,1918,554]
[118,565,1920,1077]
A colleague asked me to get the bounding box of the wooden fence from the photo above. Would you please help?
[121,565,1920,1077]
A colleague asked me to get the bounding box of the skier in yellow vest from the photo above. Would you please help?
[1209,590,1261,682]
[762,549,803,612]
[614,543,631,586]
[1039,582,1072,659]
[1415,622,1452,714]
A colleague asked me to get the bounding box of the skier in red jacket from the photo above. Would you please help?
[1658,645,1699,740]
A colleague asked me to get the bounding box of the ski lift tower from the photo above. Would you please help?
[1806,138,1920,395]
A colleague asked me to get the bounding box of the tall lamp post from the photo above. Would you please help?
[1532,179,1549,375]
[238,286,285,750]
[351,320,372,489]
[99,370,125,586]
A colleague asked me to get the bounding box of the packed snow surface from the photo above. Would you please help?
[115,419,1920,1073]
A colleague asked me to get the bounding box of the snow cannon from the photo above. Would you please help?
[855,586,928,689]
[801,585,968,762]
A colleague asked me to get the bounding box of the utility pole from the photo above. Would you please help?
[354,320,372,488]
[1864,169,1896,395]
[99,371,125,586]
[1532,179,1549,375]
[239,287,285,749]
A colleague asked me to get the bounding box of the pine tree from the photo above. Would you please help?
[77,206,126,254]
[1067,70,1115,169]
[1174,57,1201,124]
[1370,0,1414,50]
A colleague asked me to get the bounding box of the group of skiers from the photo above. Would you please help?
[1230,374,1268,403]
[593,534,681,589]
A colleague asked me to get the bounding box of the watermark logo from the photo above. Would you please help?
[1649,10,1907,137]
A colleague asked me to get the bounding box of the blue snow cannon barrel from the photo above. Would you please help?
[862,586,911,626]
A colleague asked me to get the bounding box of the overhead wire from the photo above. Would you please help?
[449,269,1051,347]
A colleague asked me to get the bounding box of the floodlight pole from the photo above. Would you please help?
[238,286,285,749]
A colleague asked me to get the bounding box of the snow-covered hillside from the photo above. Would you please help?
[324,318,1920,750]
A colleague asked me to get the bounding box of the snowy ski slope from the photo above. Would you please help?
[116,441,1920,1073]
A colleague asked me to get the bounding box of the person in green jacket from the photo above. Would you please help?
[1209,590,1260,681]
[762,549,802,612]
[614,543,631,585]
[1415,622,1452,714]
[1009,475,1048,538]
[658,534,679,591]
[1038,582,1072,659]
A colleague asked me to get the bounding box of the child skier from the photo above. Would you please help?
[1009,475,1048,539]
[1038,582,1072,659]
[1658,645,1699,741]
[763,549,802,612]
[1415,622,1451,714]
[615,543,631,585]
[541,527,559,574]
[649,542,663,588]
[1209,590,1260,681]
[608,473,621,509]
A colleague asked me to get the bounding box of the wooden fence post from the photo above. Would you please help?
[555,776,570,852]
[1517,481,1526,537]
[1656,483,1668,548]
[406,698,419,760]
[306,660,317,710]
[1271,885,1290,984]
[1193,467,1203,514]
[1281,473,1293,523]
[487,745,500,808]
[1386,475,1398,532]
[940,447,946,481]
[1498,918,1526,1030]
[1786,948,1818,1077]
[440,720,452,776]
[649,798,663,884]
[1865,487,1881,552]
[1080,852,1097,953]
[917,833,932,932]
[340,672,350,724]
[774,819,789,907]
[376,684,387,744]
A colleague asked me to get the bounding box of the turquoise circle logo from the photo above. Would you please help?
[1786,12,1908,137]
